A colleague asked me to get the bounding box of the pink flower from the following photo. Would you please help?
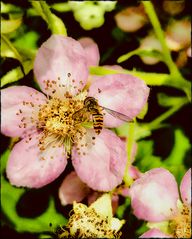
[1,35,149,191]
[59,164,141,213]
[129,168,191,238]
[58,143,140,210]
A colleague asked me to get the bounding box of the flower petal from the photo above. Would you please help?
[59,171,91,206]
[129,168,179,222]
[1,86,46,138]
[140,228,172,238]
[78,37,100,66]
[89,74,149,127]
[34,35,88,97]
[90,193,113,219]
[115,4,148,32]
[180,168,191,205]
[72,129,127,191]
[6,132,67,188]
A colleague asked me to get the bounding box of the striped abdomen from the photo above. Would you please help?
[92,111,103,135]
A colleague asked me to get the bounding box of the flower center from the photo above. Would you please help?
[56,203,121,238]
[169,204,191,238]
[16,85,95,156]
[38,94,84,137]
[37,91,91,155]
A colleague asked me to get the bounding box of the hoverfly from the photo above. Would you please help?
[72,97,132,135]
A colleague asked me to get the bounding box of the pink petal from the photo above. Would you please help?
[140,228,172,238]
[78,37,100,66]
[129,168,179,222]
[180,168,191,205]
[72,129,127,191]
[89,74,149,127]
[1,86,46,138]
[59,171,91,206]
[6,132,67,188]
[34,35,88,97]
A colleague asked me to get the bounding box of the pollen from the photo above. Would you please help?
[15,76,93,157]
[56,202,121,238]
[169,204,191,238]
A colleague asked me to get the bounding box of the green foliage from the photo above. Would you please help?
[117,48,163,63]
[116,198,131,219]
[1,150,67,233]
[135,129,190,183]
[1,60,33,87]
[1,18,22,34]
[1,34,22,62]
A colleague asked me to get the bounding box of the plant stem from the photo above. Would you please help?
[143,2,179,77]
[123,122,135,186]
[147,98,188,130]
[143,1,191,101]
[32,1,67,35]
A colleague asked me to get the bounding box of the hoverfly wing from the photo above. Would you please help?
[103,107,133,122]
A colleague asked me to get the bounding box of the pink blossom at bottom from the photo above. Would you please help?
[139,228,172,238]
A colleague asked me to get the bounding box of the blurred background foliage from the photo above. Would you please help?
[1,0,191,238]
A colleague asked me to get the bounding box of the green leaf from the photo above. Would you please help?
[116,198,130,219]
[157,93,188,108]
[14,31,39,50]
[1,150,67,233]
[1,34,22,62]
[164,129,190,183]
[1,60,33,87]
[135,140,162,172]
[1,18,22,34]
[116,122,152,140]
[117,48,163,63]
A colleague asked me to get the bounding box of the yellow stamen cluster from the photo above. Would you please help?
[56,203,121,238]
[169,204,191,238]
[15,74,95,157]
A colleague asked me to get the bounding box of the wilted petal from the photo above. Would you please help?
[34,35,88,97]
[139,34,162,65]
[129,168,179,222]
[72,129,127,191]
[140,228,172,238]
[89,74,149,127]
[59,171,91,206]
[6,132,67,188]
[163,0,185,16]
[115,4,148,32]
[78,37,100,66]
[180,168,191,205]
[166,19,191,51]
[1,86,46,138]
